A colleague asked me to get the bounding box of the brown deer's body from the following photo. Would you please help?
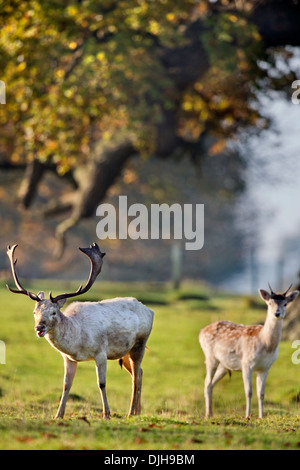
[199,286,299,418]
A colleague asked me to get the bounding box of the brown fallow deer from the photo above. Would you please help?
[6,243,154,419]
[199,284,299,418]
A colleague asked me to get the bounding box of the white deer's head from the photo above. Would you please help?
[6,243,105,337]
[33,293,66,337]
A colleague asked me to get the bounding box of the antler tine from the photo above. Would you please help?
[268,282,275,296]
[6,244,41,302]
[283,283,293,297]
[50,242,105,304]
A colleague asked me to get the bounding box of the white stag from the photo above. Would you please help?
[6,243,154,419]
[199,284,299,418]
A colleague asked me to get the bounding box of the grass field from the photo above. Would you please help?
[0,280,300,450]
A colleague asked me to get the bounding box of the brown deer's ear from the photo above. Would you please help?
[286,291,299,304]
[259,289,271,302]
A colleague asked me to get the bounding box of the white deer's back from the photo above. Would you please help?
[65,297,153,328]
[56,297,154,361]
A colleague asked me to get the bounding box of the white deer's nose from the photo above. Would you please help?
[35,323,47,337]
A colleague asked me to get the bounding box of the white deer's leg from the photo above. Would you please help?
[128,361,143,416]
[256,371,268,418]
[242,365,253,418]
[135,368,143,415]
[55,356,77,419]
[128,339,147,416]
[203,358,219,418]
[95,354,110,419]
[119,353,142,416]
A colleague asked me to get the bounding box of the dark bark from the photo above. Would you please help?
[40,193,75,218]
[53,139,136,256]
[155,108,179,158]
[160,20,210,91]
[251,0,300,47]
[15,159,78,211]
[73,139,136,219]
[17,158,46,208]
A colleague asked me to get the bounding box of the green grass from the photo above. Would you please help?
[0,280,300,450]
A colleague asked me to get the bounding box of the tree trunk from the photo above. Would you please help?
[72,139,136,220]
[54,138,136,256]
[17,158,46,208]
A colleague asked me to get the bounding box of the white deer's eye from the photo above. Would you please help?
[51,311,56,316]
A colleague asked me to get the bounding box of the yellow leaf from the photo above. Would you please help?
[11,152,20,163]
[56,69,65,79]
[64,89,74,98]
[47,140,58,150]
[182,101,193,111]
[148,20,160,35]
[216,98,230,111]
[96,52,107,62]
[229,15,238,23]
[67,6,78,16]
[17,62,26,72]
[68,41,77,50]
[166,13,176,22]
[208,139,227,156]
[123,169,137,184]
[57,164,69,176]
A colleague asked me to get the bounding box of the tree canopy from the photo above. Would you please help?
[1,0,300,249]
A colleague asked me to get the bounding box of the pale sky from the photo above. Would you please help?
[248,99,300,258]
[223,96,300,293]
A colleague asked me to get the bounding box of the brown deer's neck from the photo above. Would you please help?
[259,313,283,353]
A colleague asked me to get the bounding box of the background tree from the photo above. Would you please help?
[1,0,300,253]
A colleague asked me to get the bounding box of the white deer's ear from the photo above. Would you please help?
[286,290,299,304]
[37,291,45,300]
[57,298,67,309]
[259,289,271,302]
